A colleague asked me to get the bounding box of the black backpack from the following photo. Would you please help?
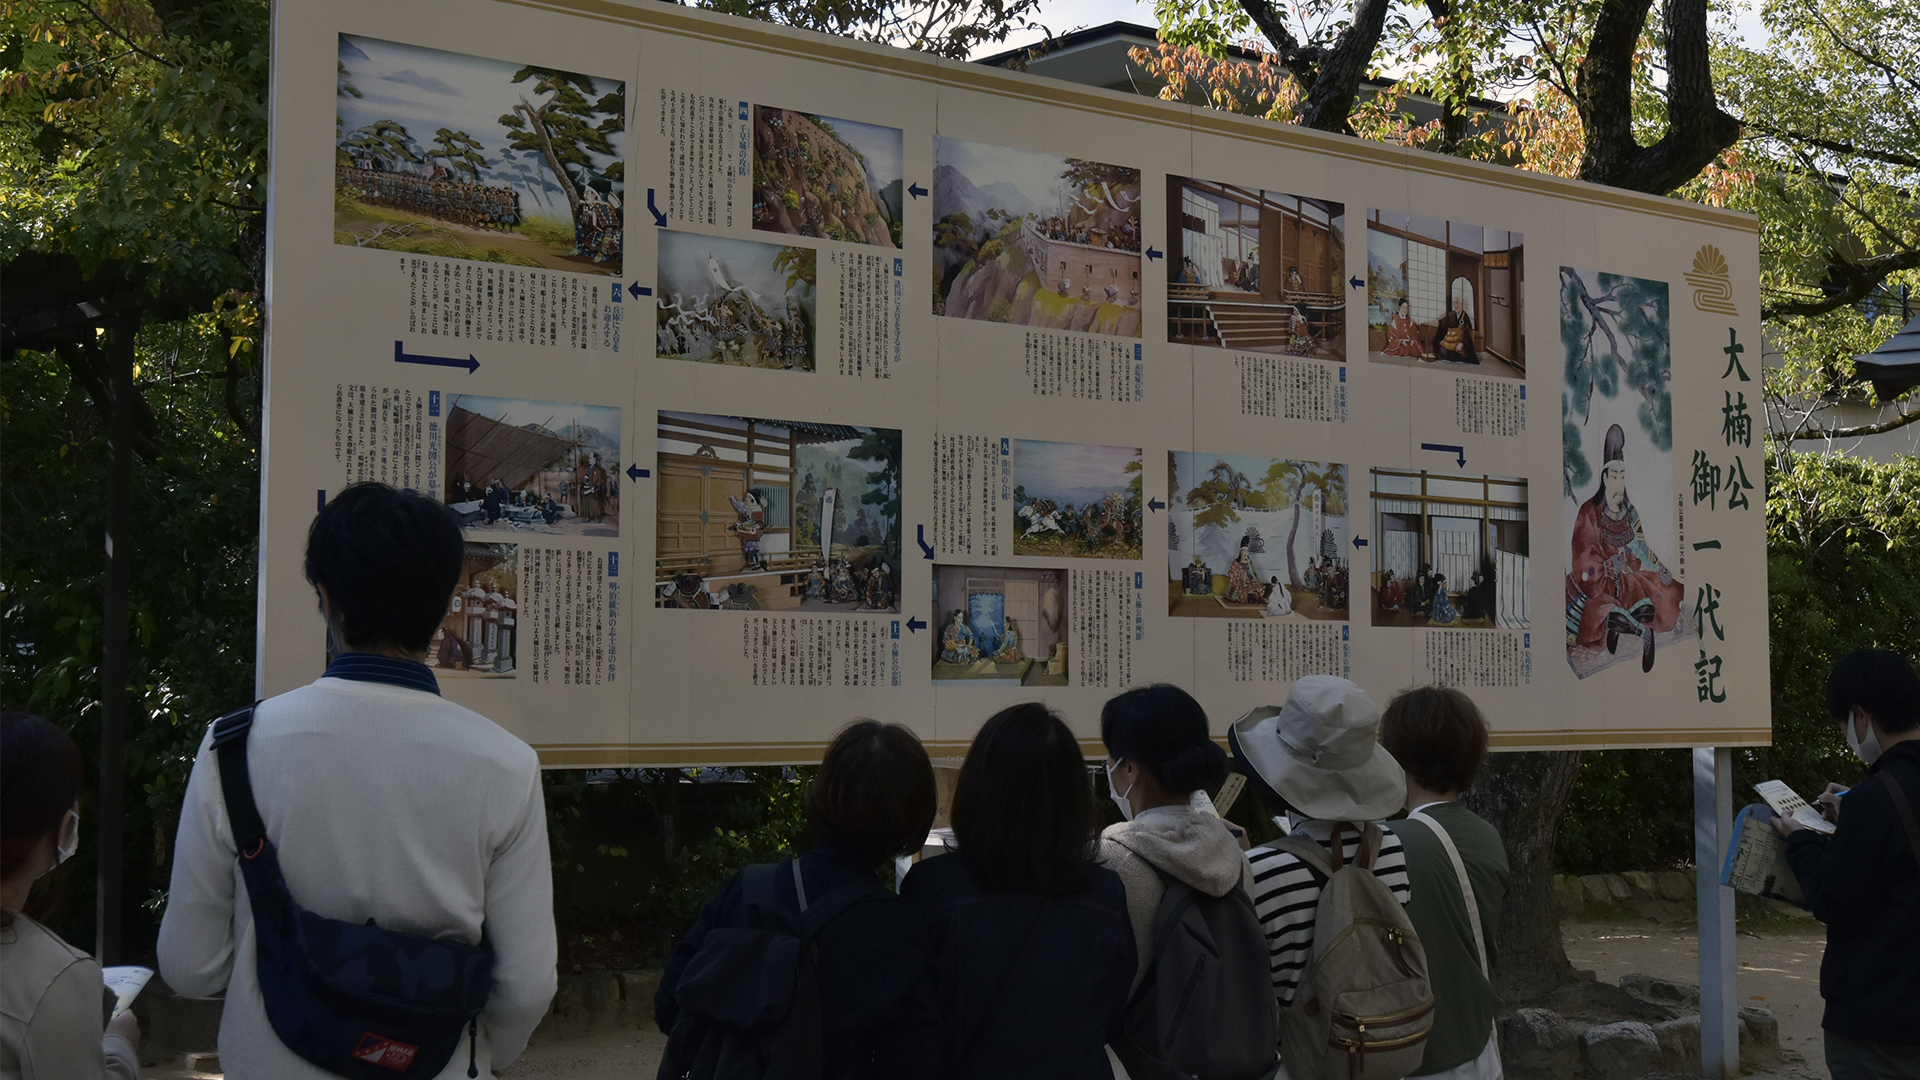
[213,705,494,1079]
[658,858,881,1080]
[1112,868,1281,1080]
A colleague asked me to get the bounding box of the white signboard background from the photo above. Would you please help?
[262,0,1768,763]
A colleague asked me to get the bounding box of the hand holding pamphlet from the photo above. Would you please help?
[1753,779,1837,834]
[101,965,153,1018]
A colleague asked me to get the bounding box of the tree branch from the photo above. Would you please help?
[1298,0,1394,133]
[1781,401,1920,442]
[1743,120,1920,170]
[1761,251,1920,320]
[1576,0,1741,193]
[1235,0,1323,86]
[61,0,173,67]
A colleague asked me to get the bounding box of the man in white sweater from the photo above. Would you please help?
[159,483,557,1079]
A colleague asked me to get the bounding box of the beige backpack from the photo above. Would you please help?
[1270,822,1433,1080]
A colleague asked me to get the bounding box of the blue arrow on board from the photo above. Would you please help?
[628,282,652,299]
[1146,247,1163,262]
[1349,275,1365,289]
[393,340,478,373]
[1147,496,1166,511]
[1352,535,1368,548]
[906,615,928,633]
[908,181,928,199]
[916,524,935,560]
[1421,442,1467,467]
[647,188,667,226]
[626,463,650,481]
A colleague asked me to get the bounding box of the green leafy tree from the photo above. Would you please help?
[848,429,902,539]
[1712,0,1919,445]
[1559,267,1672,452]
[498,67,623,245]
[698,0,1042,59]
[933,212,981,263]
[426,127,488,184]
[343,120,422,173]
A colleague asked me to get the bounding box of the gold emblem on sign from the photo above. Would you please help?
[1685,244,1739,315]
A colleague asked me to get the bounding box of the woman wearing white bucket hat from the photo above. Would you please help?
[1227,675,1413,1010]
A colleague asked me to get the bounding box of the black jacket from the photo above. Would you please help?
[1783,739,1920,1045]
[900,853,1135,1080]
[655,846,940,1079]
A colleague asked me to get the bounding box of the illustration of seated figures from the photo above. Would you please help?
[940,610,980,664]
[992,618,1023,663]
[1224,546,1264,604]
[828,560,859,603]
[1384,298,1425,357]
[1566,425,1685,673]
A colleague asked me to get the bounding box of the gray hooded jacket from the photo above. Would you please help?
[1096,805,1255,991]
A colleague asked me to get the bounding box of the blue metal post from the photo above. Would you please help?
[1694,746,1738,1078]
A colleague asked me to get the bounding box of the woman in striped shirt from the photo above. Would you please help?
[1227,675,1413,1007]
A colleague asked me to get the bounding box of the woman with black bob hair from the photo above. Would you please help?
[2,713,141,1079]
[1097,685,1255,990]
[655,719,941,1079]
[902,703,1134,1079]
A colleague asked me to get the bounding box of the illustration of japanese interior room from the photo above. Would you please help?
[254,0,1769,763]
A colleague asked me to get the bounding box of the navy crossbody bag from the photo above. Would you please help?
[213,705,495,1078]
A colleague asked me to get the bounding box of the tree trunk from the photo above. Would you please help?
[1285,498,1302,586]
[1298,0,1393,133]
[518,98,582,231]
[96,311,140,966]
[1461,749,1583,1002]
[1576,0,1741,193]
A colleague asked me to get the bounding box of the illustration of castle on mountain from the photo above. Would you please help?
[932,137,1143,337]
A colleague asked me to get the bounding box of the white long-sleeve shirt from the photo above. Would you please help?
[158,660,557,1079]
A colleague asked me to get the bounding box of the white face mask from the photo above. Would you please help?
[1106,760,1136,822]
[38,810,79,880]
[1848,710,1883,766]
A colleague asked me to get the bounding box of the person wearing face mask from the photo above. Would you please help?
[1774,648,1920,1080]
[1096,686,1275,1080]
[1096,684,1256,993]
[1,712,142,1080]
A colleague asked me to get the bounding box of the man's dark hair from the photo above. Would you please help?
[1826,648,1920,734]
[1100,684,1227,796]
[951,703,1096,895]
[305,483,464,653]
[806,720,936,866]
[1379,686,1490,794]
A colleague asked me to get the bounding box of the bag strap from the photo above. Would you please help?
[1407,810,1487,977]
[1875,772,1920,868]
[1269,833,1336,885]
[210,704,267,859]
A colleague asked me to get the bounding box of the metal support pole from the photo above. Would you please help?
[96,311,138,966]
[1693,746,1738,1079]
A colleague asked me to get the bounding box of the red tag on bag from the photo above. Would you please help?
[353,1033,420,1071]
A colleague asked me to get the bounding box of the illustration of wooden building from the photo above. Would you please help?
[1366,211,1525,375]
[654,412,866,606]
[1165,180,1346,354]
[1369,468,1530,629]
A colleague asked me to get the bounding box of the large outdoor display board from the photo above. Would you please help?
[261,0,1769,763]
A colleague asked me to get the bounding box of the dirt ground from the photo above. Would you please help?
[1562,915,1830,1080]
[142,916,1836,1079]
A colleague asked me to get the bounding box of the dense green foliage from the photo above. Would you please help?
[1,322,261,950]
